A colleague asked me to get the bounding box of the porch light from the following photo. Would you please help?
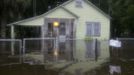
[54,49,58,56]
[53,21,59,27]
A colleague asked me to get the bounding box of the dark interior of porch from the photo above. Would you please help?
[15,26,41,39]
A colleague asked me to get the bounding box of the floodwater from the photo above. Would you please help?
[0,39,134,75]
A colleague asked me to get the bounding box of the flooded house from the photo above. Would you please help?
[1,0,134,75]
[8,0,111,63]
[8,0,110,40]
[3,0,111,74]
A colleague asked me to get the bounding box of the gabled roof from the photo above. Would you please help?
[84,0,111,19]
[8,0,111,26]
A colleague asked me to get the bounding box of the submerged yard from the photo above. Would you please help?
[0,39,134,75]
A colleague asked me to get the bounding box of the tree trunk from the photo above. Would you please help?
[0,17,7,38]
[0,16,7,55]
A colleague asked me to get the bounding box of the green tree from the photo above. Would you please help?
[110,0,134,37]
[0,0,31,38]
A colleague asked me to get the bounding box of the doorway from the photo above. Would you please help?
[45,18,74,39]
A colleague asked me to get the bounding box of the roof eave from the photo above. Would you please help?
[7,0,74,26]
[84,0,111,19]
[7,0,111,26]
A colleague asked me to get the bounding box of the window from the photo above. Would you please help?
[86,22,101,36]
[75,0,83,8]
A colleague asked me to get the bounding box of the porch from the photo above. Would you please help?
[10,18,76,39]
[43,18,75,39]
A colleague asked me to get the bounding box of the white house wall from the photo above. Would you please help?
[64,0,110,40]
[16,8,76,26]
[12,0,110,40]
[45,8,76,19]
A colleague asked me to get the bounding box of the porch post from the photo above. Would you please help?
[11,25,15,55]
[41,24,45,38]
[41,24,44,52]
[41,18,46,54]
[73,19,77,39]
[73,19,77,60]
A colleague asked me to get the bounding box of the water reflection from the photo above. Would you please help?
[22,39,110,75]
[1,39,134,75]
[0,40,21,65]
[109,65,121,75]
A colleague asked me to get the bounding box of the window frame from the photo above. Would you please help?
[86,22,101,37]
[75,0,83,8]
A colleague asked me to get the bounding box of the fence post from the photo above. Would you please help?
[11,40,15,55]
[11,25,15,55]
[22,39,25,57]
[95,39,98,61]
[19,40,22,63]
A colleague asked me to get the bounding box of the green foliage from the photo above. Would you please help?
[0,0,32,38]
[84,36,92,41]
[0,0,134,38]
[110,0,134,37]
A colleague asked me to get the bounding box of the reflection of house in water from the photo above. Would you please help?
[109,65,121,75]
[61,40,109,75]
[23,40,110,75]
[24,40,75,64]
[44,40,74,62]
[85,40,100,61]
[74,40,109,61]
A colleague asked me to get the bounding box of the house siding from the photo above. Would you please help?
[11,0,110,40]
[16,8,76,26]
[45,8,76,19]
[64,0,110,40]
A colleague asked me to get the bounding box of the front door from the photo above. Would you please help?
[47,22,66,38]
[47,23,54,37]
[59,22,66,40]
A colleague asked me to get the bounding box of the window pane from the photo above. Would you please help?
[75,0,83,7]
[86,23,92,36]
[94,22,100,36]
[86,22,101,37]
